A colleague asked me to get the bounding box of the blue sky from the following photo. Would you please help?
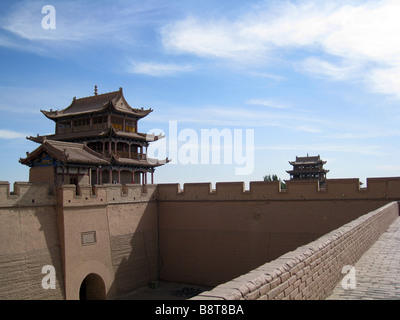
[1,0,400,188]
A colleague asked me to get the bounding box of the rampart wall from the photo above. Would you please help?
[157,178,400,287]
[58,183,159,299]
[0,177,399,299]
[157,178,400,201]
[0,181,158,300]
[192,201,399,300]
[0,181,64,299]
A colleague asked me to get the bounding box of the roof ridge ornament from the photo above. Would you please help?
[94,85,98,96]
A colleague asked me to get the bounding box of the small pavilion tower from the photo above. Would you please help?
[286,154,329,188]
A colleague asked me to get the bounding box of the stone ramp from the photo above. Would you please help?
[327,217,400,300]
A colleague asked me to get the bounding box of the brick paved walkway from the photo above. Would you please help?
[327,217,400,300]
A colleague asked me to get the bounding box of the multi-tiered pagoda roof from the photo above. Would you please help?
[20,86,168,186]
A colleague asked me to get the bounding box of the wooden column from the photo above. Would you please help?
[109,169,112,184]
[118,169,121,184]
[131,170,135,184]
[151,170,154,184]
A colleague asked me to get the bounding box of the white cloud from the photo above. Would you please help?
[161,2,332,62]
[295,125,321,133]
[300,57,361,81]
[161,0,400,99]
[249,72,285,82]
[128,61,196,76]
[321,1,400,63]
[2,1,104,42]
[258,143,386,156]
[246,99,288,109]
[376,164,400,171]
[161,17,255,61]
[0,85,72,114]
[366,65,400,100]
[0,129,28,139]
[162,1,400,63]
[0,0,170,51]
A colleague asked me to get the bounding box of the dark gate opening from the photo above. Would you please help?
[79,273,106,300]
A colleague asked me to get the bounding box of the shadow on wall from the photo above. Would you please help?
[109,194,159,298]
[157,181,394,288]
[15,183,65,299]
[5,178,399,299]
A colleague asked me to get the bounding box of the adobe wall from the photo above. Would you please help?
[192,201,399,300]
[157,178,400,287]
[1,177,399,299]
[29,166,55,185]
[0,182,64,300]
[55,183,158,299]
[0,181,158,300]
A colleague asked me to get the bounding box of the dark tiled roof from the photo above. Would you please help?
[28,128,157,144]
[41,87,152,120]
[27,127,164,144]
[20,140,109,166]
[112,155,169,168]
[20,140,169,168]
[286,169,329,174]
[289,155,327,165]
[28,129,109,143]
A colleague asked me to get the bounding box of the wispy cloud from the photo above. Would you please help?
[2,1,107,42]
[0,85,73,114]
[0,0,173,55]
[161,0,400,100]
[146,101,331,135]
[376,164,400,171]
[366,65,400,100]
[258,143,386,156]
[246,99,288,109]
[161,16,269,63]
[300,57,362,82]
[0,129,28,139]
[249,72,286,82]
[127,61,196,77]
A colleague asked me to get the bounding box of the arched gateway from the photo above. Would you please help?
[79,273,106,300]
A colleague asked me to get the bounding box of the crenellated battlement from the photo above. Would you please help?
[0,181,55,207]
[157,177,400,201]
[2,177,399,208]
[1,176,400,299]
[58,183,158,207]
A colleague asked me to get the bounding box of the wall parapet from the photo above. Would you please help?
[157,177,400,201]
[192,201,399,300]
[57,183,157,207]
[2,176,399,207]
[0,181,55,207]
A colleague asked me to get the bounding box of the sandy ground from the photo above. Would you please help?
[115,281,212,300]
